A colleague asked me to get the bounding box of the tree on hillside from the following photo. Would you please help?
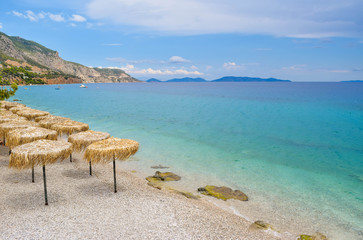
[0,76,18,101]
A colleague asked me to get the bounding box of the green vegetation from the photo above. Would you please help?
[0,64,46,85]
[0,76,18,101]
[93,67,126,75]
[8,35,56,55]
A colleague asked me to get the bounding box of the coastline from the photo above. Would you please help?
[0,145,278,240]
[5,83,363,240]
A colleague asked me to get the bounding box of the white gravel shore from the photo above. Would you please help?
[0,145,279,240]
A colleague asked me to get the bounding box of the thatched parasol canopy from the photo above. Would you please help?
[0,109,17,116]
[50,120,89,135]
[10,105,31,114]
[9,139,72,205]
[6,127,58,149]
[84,137,139,164]
[0,121,40,138]
[0,114,28,124]
[16,109,50,120]
[68,130,110,152]
[38,116,71,128]
[2,101,26,110]
[9,139,72,169]
[84,137,139,192]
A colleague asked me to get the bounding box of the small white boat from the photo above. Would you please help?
[80,84,87,88]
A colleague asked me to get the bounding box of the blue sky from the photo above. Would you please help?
[0,0,362,81]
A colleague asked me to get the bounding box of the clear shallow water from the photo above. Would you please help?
[13,82,363,239]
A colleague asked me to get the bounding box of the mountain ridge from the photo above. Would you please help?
[146,76,291,82]
[0,31,139,84]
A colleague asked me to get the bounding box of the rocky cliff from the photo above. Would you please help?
[0,32,139,83]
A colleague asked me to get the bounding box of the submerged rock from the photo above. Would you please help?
[146,171,181,182]
[198,185,248,201]
[146,171,181,189]
[248,220,274,231]
[297,232,328,240]
[171,189,199,200]
[151,164,170,169]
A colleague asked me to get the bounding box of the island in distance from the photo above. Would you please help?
[146,76,291,82]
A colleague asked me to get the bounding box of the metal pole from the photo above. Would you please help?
[89,160,92,176]
[43,165,48,206]
[70,153,72,162]
[113,157,117,193]
[32,166,34,183]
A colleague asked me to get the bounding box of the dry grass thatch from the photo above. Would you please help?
[34,114,54,122]
[84,137,139,164]
[68,130,110,152]
[0,109,17,116]
[10,105,31,114]
[9,139,72,169]
[16,109,50,120]
[0,121,40,138]
[6,126,58,148]
[38,116,71,128]
[2,101,26,110]
[0,115,28,124]
[50,120,89,135]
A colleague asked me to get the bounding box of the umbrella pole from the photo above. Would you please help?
[32,166,35,183]
[70,153,72,162]
[113,157,117,193]
[43,165,48,206]
[89,160,92,176]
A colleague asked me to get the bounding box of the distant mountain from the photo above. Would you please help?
[166,77,207,82]
[0,31,139,84]
[212,76,290,82]
[341,80,363,82]
[146,78,162,82]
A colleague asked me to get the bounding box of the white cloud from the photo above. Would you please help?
[86,0,363,38]
[70,23,77,27]
[12,11,23,17]
[0,23,2,29]
[223,62,245,70]
[120,64,203,75]
[169,56,191,64]
[282,65,307,71]
[70,14,87,22]
[48,13,65,22]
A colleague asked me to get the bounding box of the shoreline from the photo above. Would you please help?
[4,94,360,239]
[0,145,279,240]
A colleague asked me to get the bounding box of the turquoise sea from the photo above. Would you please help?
[13,82,363,239]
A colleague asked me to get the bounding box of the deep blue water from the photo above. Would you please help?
[13,82,363,239]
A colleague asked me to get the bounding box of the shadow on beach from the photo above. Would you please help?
[76,180,127,196]
[5,191,65,210]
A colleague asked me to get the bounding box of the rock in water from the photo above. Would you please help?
[154,171,181,181]
[248,221,274,231]
[145,171,181,189]
[198,185,248,201]
[297,232,328,240]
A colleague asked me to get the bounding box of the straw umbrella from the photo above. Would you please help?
[10,105,30,114]
[7,127,58,182]
[50,120,89,136]
[38,116,71,128]
[16,109,50,121]
[2,101,25,110]
[50,120,89,162]
[9,139,72,205]
[0,121,40,148]
[68,130,110,175]
[84,137,139,193]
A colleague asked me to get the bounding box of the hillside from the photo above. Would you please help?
[0,32,139,84]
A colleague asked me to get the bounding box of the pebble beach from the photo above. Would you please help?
[0,145,279,240]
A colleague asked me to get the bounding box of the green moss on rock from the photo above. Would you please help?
[198,185,248,201]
